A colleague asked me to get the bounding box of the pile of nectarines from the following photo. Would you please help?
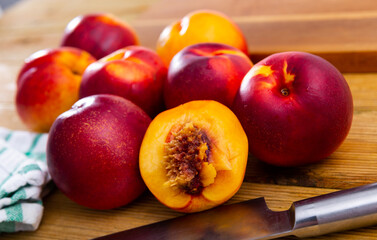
[15,10,353,212]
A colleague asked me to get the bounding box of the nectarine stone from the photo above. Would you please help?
[139,100,248,213]
[164,122,211,195]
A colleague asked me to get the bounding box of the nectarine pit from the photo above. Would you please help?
[164,122,211,195]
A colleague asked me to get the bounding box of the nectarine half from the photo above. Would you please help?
[139,100,248,213]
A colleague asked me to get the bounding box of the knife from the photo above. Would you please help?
[93,182,377,240]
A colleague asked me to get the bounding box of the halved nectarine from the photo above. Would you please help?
[139,100,248,213]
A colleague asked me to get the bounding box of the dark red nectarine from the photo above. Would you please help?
[79,46,167,117]
[61,13,139,59]
[47,94,151,209]
[232,52,353,166]
[164,43,252,109]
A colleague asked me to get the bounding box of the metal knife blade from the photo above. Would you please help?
[93,183,377,240]
[93,197,293,240]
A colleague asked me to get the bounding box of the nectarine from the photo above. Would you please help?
[164,43,252,109]
[232,52,353,166]
[140,100,248,213]
[79,46,167,117]
[61,13,139,59]
[156,10,248,66]
[47,94,151,209]
[15,47,96,132]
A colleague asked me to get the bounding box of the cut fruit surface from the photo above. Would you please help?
[139,100,248,212]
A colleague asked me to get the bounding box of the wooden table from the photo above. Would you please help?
[1,0,377,239]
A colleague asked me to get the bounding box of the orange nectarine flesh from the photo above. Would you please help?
[139,100,248,213]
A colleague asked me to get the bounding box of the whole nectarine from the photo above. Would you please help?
[232,52,353,166]
[79,46,167,117]
[15,47,96,132]
[164,43,252,109]
[156,10,248,66]
[47,94,151,209]
[61,13,139,59]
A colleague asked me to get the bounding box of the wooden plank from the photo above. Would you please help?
[136,0,377,18]
[3,0,377,72]
[2,183,377,240]
[0,0,155,28]
[0,0,156,63]
[0,183,341,240]
[133,0,377,72]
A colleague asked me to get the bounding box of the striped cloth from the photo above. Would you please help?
[0,127,50,232]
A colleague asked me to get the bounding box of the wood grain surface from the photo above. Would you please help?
[0,0,377,239]
[133,0,377,72]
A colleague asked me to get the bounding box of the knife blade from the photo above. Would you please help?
[93,182,377,240]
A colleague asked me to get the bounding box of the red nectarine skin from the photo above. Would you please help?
[17,47,94,85]
[16,47,96,132]
[47,94,151,209]
[79,46,167,117]
[61,13,139,59]
[164,43,253,109]
[232,52,353,166]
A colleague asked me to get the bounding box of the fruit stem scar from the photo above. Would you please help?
[164,122,213,195]
[281,88,290,96]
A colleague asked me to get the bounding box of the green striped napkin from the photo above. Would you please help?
[0,127,50,232]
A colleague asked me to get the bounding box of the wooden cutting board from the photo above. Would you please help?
[0,0,377,239]
[132,0,377,73]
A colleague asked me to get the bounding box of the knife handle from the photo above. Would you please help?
[291,182,377,238]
